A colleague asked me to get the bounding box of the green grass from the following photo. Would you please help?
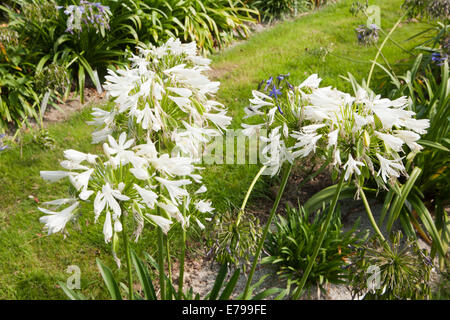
[0,0,430,299]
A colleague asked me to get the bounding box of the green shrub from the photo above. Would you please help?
[377,55,449,266]
[403,0,450,21]
[0,0,256,132]
[133,0,256,53]
[0,32,39,132]
[249,0,312,22]
[0,0,141,130]
[263,204,368,292]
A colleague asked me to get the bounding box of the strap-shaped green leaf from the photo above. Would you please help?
[408,193,446,257]
[131,249,156,300]
[208,263,228,300]
[387,167,422,232]
[96,258,122,300]
[219,268,240,300]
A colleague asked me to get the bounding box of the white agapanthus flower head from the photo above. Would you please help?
[39,132,215,242]
[90,38,230,160]
[38,38,225,267]
[242,73,428,187]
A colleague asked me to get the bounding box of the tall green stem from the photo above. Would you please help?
[242,163,293,300]
[292,173,346,299]
[367,14,405,88]
[178,197,187,299]
[164,234,172,299]
[360,188,385,241]
[157,227,165,300]
[120,214,133,300]
[237,165,267,225]
[155,137,166,299]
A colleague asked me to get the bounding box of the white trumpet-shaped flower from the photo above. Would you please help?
[195,200,214,213]
[376,153,405,183]
[103,133,135,165]
[38,201,79,235]
[94,183,130,220]
[146,214,173,234]
[343,154,365,181]
[155,177,191,205]
[134,184,158,209]
[63,149,98,164]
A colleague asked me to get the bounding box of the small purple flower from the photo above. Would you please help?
[268,85,283,114]
[0,134,8,152]
[269,85,282,99]
[276,73,290,82]
[259,73,296,115]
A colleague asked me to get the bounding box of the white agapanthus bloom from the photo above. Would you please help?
[39,132,215,242]
[103,133,135,166]
[37,39,227,255]
[155,177,191,205]
[133,184,158,209]
[393,130,423,152]
[63,149,98,164]
[260,126,292,176]
[241,72,429,184]
[91,38,230,158]
[146,214,173,234]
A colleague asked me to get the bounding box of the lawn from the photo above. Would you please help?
[0,0,431,299]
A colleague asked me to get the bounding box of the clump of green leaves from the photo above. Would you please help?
[0,32,39,133]
[349,231,433,300]
[133,0,257,54]
[249,0,316,23]
[349,0,368,16]
[403,0,450,21]
[206,203,262,272]
[305,43,334,62]
[263,204,368,292]
[35,63,70,96]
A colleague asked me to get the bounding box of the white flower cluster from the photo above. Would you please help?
[39,133,212,242]
[90,38,231,160]
[38,39,225,243]
[242,74,429,185]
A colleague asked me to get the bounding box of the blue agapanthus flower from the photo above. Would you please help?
[0,134,8,152]
[269,85,282,99]
[264,76,274,91]
[432,52,448,66]
[355,24,380,46]
[59,1,111,34]
[269,85,284,114]
[258,73,296,115]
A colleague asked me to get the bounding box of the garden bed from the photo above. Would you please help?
[0,0,448,300]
